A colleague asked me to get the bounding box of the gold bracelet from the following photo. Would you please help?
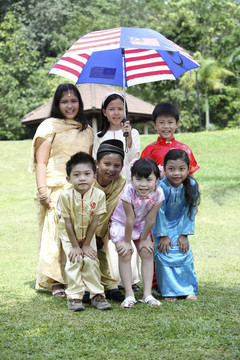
[38,185,47,191]
[39,192,49,201]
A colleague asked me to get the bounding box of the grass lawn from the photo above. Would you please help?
[0,130,239,360]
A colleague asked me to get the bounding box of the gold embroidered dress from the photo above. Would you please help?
[29,117,94,290]
[94,175,126,290]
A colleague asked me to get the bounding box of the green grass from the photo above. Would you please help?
[0,130,240,360]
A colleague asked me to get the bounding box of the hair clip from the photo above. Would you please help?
[102,92,124,106]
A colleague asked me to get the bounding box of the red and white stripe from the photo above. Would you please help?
[49,28,121,83]
[68,27,121,53]
[125,49,175,87]
[50,52,91,83]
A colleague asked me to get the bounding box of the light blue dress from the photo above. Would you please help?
[152,176,198,297]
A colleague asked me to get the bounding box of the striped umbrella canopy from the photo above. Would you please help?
[49,27,199,89]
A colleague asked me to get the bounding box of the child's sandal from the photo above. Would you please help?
[186,294,197,301]
[165,297,177,302]
[139,295,162,306]
[52,284,66,297]
[121,296,137,308]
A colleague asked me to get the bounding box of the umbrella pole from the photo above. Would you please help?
[121,18,126,116]
[121,48,129,148]
[122,48,127,119]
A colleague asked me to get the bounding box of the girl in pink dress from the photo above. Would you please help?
[109,158,165,308]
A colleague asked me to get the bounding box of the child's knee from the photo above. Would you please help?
[66,257,83,274]
[140,247,153,260]
[119,252,132,263]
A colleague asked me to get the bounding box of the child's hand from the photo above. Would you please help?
[178,235,189,254]
[82,245,97,260]
[157,236,173,255]
[40,196,51,209]
[68,246,83,263]
[139,237,154,254]
[115,241,133,257]
[121,119,131,135]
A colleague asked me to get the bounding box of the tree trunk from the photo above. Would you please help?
[205,95,210,131]
[143,122,148,135]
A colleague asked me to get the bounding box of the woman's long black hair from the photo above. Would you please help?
[50,83,88,131]
[98,93,127,138]
[164,149,200,218]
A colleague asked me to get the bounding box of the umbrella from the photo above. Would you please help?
[49,27,199,122]
[49,27,199,87]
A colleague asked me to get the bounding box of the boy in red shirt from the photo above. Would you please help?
[141,102,199,175]
[141,102,200,294]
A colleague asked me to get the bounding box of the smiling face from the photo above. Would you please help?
[96,153,123,187]
[132,171,158,197]
[102,98,124,130]
[67,163,96,195]
[59,90,79,120]
[153,115,179,141]
[164,159,189,188]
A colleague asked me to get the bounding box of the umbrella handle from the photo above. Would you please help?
[122,117,129,137]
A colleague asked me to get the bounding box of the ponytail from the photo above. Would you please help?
[183,175,200,219]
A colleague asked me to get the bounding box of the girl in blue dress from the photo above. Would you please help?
[152,149,200,301]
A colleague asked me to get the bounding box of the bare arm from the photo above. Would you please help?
[140,202,163,242]
[139,201,163,253]
[115,200,134,257]
[122,200,135,243]
[35,138,51,208]
[64,217,83,263]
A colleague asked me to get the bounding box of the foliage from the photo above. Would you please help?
[0,12,39,140]
[0,131,240,359]
[11,0,77,59]
[179,54,236,129]
[0,0,240,139]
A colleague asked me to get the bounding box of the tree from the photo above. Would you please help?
[0,12,39,139]
[10,0,78,59]
[1,0,240,138]
[179,53,235,129]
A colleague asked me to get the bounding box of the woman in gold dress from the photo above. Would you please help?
[29,84,94,296]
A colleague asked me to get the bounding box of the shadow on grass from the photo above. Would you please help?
[25,280,37,290]
[200,183,240,206]
[1,282,239,360]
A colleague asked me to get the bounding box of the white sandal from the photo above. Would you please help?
[139,295,162,306]
[52,289,66,297]
[121,296,137,308]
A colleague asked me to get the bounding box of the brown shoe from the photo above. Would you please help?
[68,299,85,311]
[91,295,112,310]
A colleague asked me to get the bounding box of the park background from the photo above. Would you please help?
[0,0,240,140]
[0,1,240,359]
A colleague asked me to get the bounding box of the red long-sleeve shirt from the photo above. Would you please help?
[140,137,199,175]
